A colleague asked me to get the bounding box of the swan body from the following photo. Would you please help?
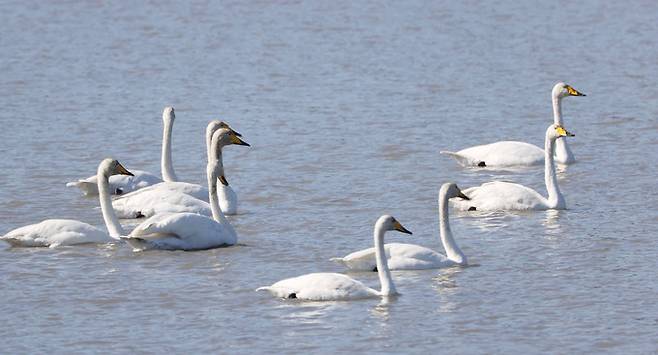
[121,212,236,251]
[257,215,412,301]
[1,220,110,248]
[67,107,178,196]
[441,141,544,167]
[332,183,468,271]
[451,124,574,211]
[441,83,585,167]
[257,273,380,301]
[112,189,211,219]
[110,121,243,218]
[120,128,248,251]
[2,159,134,247]
[66,170,161,196]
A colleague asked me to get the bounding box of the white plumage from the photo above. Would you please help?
[1,159,134,248]
[66,106,177,195]
[1,219,111,248]
[257,215,412,301]
[110,120,243,218]
[120,128,248,251]
[121,212,236,251]
[441,82,585,167]
[331,183,468,271]
[451,124,574,211]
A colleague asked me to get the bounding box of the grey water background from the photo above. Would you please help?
[1,0,657,353]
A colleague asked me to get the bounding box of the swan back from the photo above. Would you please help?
[439,183,467,265]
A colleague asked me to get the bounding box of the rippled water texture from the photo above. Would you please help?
[1,0,657,353]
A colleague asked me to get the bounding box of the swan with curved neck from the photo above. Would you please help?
[66,107,179,195]
[451,124,574,211]
[257,215,412,301]
[120,128,248,251]
[2,159,133,247]
[331,183,468,271]
[111,120,246,218]
[440,82,585,167]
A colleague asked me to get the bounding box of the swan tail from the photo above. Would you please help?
[439,151,473,166]
[1,236,23,247]
[256,286,271,292]
[119,236,149,251]
[65,181,99,196]
[329,257,346,265]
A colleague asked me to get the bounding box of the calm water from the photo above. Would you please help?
[1,0,657,353]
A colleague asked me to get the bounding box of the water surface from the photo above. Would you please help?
[1,0,657,353]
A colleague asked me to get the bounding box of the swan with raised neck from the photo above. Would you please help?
[119,129,250,251]
[331,183,468,271]
[257,215,412,301]
[2,159,133,247]
[160,106,178,182]
[451,124,575,211]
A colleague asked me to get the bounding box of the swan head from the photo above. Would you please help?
[206,120,242,138]
[552,82,586,99]
[162,106,175,122]
[98,158,134,178]
[547,124,575,140]
[441,182,469,200]
[209,128,250,185]
[377,215,413,235]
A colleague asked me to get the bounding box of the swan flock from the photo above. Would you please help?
[2,81,587,303]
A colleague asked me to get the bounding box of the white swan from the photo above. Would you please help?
[256,215,412,301]
[331,183,468,271]
[66,106,178,195]
[451,124,574,211]
[441,82,585,167]
[111,121,247,218]
[2,159,133,247]
[120,128,244,251]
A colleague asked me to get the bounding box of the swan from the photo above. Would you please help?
[66,106,178,195]
[256,215,412,301]
[331,183,468,271]
[1,159,133,247]
[441,82,585,167]
[120,128,245,251]
[451,124,574,211]
[111,121,247,218]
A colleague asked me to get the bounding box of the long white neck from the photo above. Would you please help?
[161,117,178,182]
[207,162,229,224]
[97,168,125,239]
[206,125,216,162]
[207,136,236,238]
[552,94,574,163]
[552,93,563,126]
[439,190,466,264]
[374,222,396,296]
[544,131,565,209]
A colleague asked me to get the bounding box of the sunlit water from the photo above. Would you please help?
[1,1,657,353]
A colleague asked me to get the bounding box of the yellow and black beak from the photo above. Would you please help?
[556,125,575,137]
[230,129,242,137]
[392,220,413,235]
[116,162,134,176]
[230,133,250,147]
[566,85,586,97]
[218,175,229,186]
